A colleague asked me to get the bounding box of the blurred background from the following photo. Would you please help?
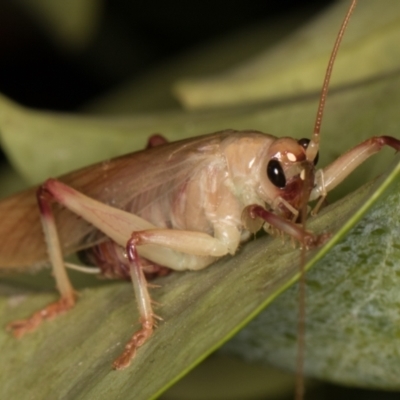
[1,1,399,399]
[0,0,335,111]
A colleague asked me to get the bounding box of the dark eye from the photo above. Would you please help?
[298,138,319,165]
[267,159,286,188]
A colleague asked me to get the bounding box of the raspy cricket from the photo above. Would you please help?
[1,0,400,395]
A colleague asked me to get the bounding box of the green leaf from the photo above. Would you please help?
[174,1,400,109]
[1,151,399,400]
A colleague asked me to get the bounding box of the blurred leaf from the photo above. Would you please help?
[16,0,103,50]
[84,10,315,114]
[160,354,295,400]
[0,163,27,199]
[1,69,400,192]
[174,0,400,109]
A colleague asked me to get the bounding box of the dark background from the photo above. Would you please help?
[0,1,398,399]
[0,0,335,111]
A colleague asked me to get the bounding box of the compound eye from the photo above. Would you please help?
[267,159,286,188]
[298,138,319,165]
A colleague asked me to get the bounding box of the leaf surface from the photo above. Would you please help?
[1,1,400,398]
[1,158,399,399]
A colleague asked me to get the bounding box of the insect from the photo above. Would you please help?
[0,0,398,387]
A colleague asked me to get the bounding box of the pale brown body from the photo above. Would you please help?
[0,129,392,271]
[0,129,320,273]
[0,130,277,272]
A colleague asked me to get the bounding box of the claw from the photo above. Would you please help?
[112,320,154,370]
[7,295,76,338]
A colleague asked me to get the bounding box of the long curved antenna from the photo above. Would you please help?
[295,163,313,400]
[296,2,358,400]
[306,0,357,162]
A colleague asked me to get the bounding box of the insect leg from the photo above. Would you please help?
[8,178,228,367]
[146,133,168,148]
[243,205,327,248]
[112,228,232,369]
[38,179,226,270]
[6,178,160,338]
[112,235,155,370]
[310,136,400,201]
[7,187,77,338]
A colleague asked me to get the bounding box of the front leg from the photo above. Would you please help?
[242,204,327,248]
[310,136,400,201]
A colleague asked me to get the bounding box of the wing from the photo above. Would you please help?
[0,130,238,270]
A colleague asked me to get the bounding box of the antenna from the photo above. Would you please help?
[296,2,358,400]
[305,0,358,163]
